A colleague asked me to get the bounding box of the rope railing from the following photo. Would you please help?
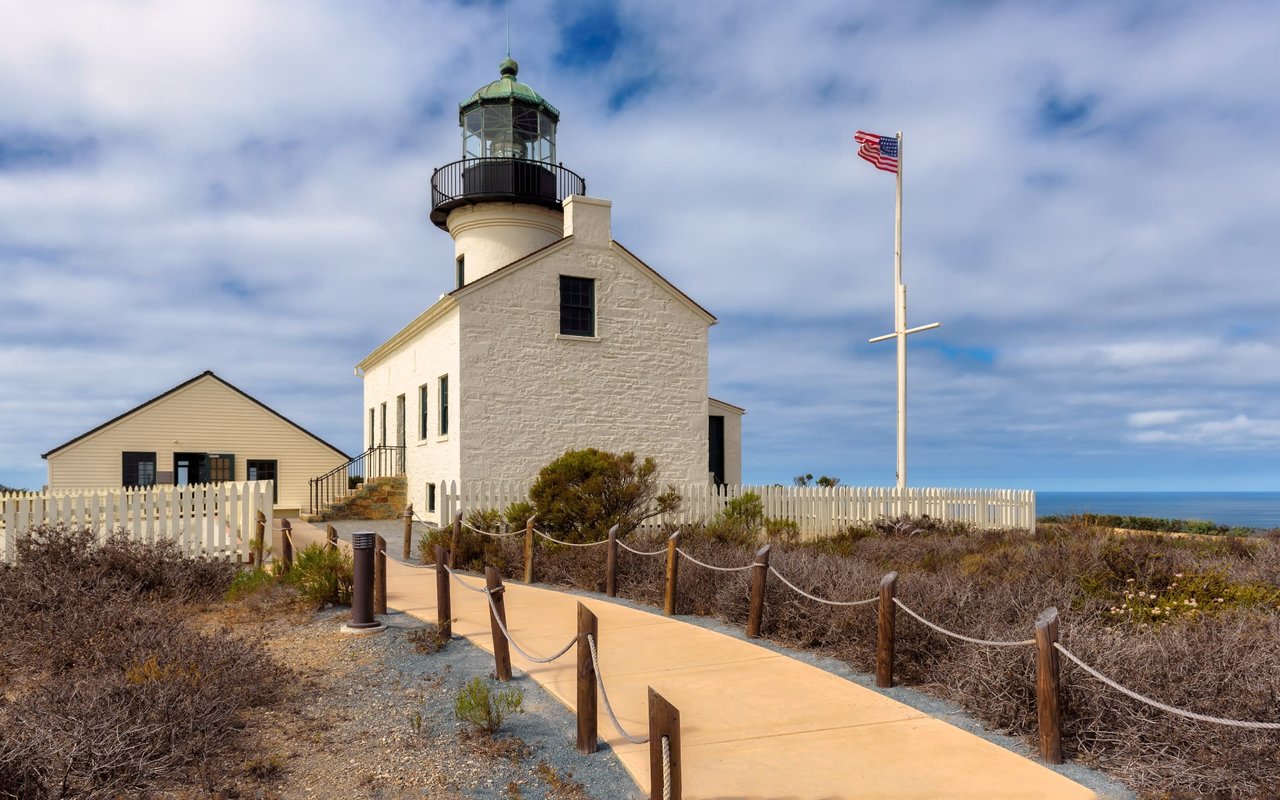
[767,565,879,607]
[892,598,1036,647]
[534,528,610,547]
[463,520,521,538]
[587,632,649,745]
[661,735,672,800]
[442,565,580,663]
[616,539,668,557]
[1054,642,1280,730]
[675,547,754,573]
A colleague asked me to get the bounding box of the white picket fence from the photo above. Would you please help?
[440,480,1036,538]
[0,481,275,562]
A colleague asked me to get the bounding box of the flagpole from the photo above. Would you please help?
[894,131,906,490]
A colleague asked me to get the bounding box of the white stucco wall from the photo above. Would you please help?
[456,198,711,485]
[448,202,563,285]
[360,305,462,523]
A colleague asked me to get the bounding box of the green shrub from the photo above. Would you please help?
[454,676,523,736]
[418,521,512,573]
[466,508,503,532]
[763,517,800,545]
[281,543,353,607]
[705,492,763,547]
[226,566,275,601]
[529,448,680,543]
[504,501,535,531]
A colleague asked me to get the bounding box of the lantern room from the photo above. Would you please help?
[430,58,585,230]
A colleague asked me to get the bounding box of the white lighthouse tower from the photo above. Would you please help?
[429,58,586,287]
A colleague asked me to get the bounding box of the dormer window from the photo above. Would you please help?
[559,276,594,337]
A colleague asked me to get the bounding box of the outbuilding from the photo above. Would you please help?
[42,371,348,512]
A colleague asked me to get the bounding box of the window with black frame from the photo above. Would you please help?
[559,276,594,336]
[121,451,157,487]
[247,459,278,503]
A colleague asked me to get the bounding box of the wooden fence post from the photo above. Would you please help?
[374,534,387,616]
[664,531,681,617]
[253,511,265,566]
[280,518,293,572]
[435,545,451,639]
[448,511,462,569]
[402,503,413,561]
[576,602,598,754]
[648,687,681,800]
[605,524,619,598]
[1036,607,1063,764]
[524,515,535,584]
[876,571,898,688]
[326,523,338,551]
[485,566,512,681]
[747,544,771,638]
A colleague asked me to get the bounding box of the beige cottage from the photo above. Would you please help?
[43,371,348,512]
[354,60,743,522]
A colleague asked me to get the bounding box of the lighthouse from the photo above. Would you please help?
[346,58,743,524]
[430,58,587,287]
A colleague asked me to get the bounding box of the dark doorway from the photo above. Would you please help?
[173,452,209,485]
[708,416,726,486]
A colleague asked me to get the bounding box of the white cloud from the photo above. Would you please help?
[2,1,1280,491]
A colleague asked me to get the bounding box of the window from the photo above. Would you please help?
[559,276,594,336]
[368,408,375,449]
[247,459,278,503]
[438,375,449,436]
[419,383,430,440]
[427,482,436,512]
[380,402,387,446]
[122,452,157,487]
[456,255,465,288]
[209,454,235,482]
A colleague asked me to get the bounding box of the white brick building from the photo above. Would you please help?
[353,59,742,521]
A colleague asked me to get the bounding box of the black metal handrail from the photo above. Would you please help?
[308,445,405,515]
[430,157,585,227]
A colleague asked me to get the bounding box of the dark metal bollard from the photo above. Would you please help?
[344,531,384,632]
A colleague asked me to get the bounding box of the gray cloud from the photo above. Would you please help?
[2,0,1279,492]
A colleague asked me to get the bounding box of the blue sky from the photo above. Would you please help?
[2,0,1279,492]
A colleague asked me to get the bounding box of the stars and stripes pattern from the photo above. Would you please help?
[855,130,899,173]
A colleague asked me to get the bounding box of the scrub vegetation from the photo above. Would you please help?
[447,482,1280,798]
[0,524,290,798]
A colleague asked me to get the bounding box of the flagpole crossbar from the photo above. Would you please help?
[868,321,940,344]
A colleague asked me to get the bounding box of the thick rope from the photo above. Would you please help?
[441,566,579,663]
[1055,642,1280,730]
[893,598,1036,647]
[616,540,667,557]
[534,529,610,547]
[662,735,672,800]
[442,565,490,594]
[767,566,879,607]
[675,547,754,573]
[481,591,581,664]
[463,521,521,538]
[587,633,649,744]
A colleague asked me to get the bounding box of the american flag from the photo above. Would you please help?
[854,130,899,174]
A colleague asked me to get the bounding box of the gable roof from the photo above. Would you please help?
[42,371,350,460]
[709,396,746,415]
[450,236,718,325]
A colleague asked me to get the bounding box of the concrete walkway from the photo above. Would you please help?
[289,520,1094,799]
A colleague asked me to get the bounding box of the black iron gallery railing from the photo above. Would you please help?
[429,157,586,226]
[308,445,405,515]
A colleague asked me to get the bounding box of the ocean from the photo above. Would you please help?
[1035,492,1280,530]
